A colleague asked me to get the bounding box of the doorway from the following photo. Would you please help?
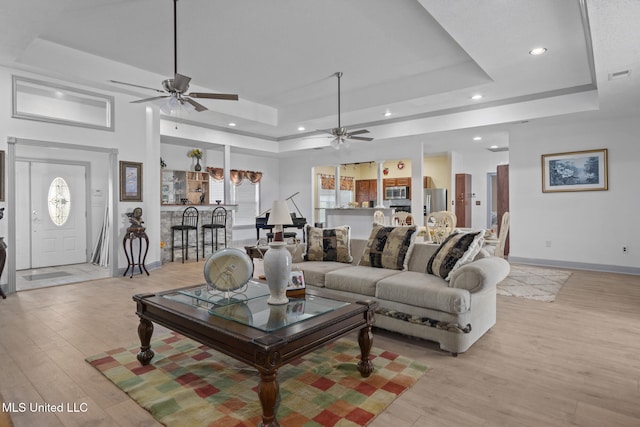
[486,172,498,230]
[6,138,118,294]
[15,161,88,270]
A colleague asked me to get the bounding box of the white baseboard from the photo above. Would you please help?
[507,256,640,276]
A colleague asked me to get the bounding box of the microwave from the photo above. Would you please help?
[385,186,409,200]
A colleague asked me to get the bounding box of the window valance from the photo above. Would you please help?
[319,174,354,191]
[207,167,263,184]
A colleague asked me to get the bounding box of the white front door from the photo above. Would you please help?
[30,162,87,268]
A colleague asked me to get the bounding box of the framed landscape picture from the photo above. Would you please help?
[120,161,143,201]
[542,149,608,193]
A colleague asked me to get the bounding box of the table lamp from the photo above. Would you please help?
[267,200,293,242]
[264,200,293,304]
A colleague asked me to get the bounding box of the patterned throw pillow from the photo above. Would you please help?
[427,231,485,281]
[304,225,353,263]
[359,224,417,270]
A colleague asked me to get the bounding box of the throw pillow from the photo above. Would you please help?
[359,224,417,270]
[427,231,485,281]
[304,225,353,263]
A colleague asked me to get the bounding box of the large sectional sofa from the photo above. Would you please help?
[289,226,510,356]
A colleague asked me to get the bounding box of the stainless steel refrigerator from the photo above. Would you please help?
[423,188,448,218]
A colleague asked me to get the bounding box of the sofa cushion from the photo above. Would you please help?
[292,261,353,288]
[376,271,471,314]
[304,225,353,263]
[359,224,417,270]
[427,231,485,281]
[325,266,401,296]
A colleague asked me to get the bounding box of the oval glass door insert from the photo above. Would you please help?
[48,177,71,226]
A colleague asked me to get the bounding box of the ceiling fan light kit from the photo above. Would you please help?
[111,0,238,114]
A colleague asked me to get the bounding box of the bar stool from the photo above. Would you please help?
[171,207,199,263]
[202,206,227,256]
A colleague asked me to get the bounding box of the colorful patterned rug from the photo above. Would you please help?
[498,264,572,302]
[86,333,428,427]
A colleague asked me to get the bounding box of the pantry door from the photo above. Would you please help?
[30,162,87,268]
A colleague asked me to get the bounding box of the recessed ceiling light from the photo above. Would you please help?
[490,145,499,149]
[471,94,483,101]
[228,122,237,127]
[298,126,306,131]
[384,111,392,117]
[529,47,547,56]
[473,136,482,141]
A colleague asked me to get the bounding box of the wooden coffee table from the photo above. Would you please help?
[133,281,378,427]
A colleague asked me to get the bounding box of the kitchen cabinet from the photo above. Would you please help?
[383,177,411,199]
[423,176,433,188]
[355,179,377,204]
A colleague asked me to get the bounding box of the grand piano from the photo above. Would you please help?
[255,193,307,242]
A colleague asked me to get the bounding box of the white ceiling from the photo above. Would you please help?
[2,0,639,151]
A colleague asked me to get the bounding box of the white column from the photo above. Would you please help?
[223,145,231,203]
[376,161,385,207]
[334,165,341,207]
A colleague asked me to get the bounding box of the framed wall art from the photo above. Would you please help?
[541,149,608,193]
[120,161,143,201]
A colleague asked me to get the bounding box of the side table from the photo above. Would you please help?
[123,227,150,278]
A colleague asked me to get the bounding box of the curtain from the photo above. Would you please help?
[206,167,224,181]
[320,174,354,190]
[207,167,262,184]
[340,176,354,191]
[320,174,335,190]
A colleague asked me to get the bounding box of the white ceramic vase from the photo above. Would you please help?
[263,241,291,305]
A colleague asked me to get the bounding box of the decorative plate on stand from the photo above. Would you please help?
[203,248,253,292]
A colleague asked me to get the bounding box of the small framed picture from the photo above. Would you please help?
[287,270,306,295]
[120,161,143,201]
[289,271,306,290]
[541,149,608,193]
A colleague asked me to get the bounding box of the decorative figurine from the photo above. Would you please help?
[126,207,145,231]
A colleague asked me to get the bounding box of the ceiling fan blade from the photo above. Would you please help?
[173,73,191,92]
[110,80,165,94]
[316,129,334,135]
[188,92,239,101]
[347,129,370,136]
[184,97,208,112]
[131,95,170,104]
[349,136,374,141]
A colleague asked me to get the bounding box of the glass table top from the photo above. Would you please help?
[162,281,350,332]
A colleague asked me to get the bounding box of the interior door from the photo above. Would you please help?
[497,164,510,256]
[30,163,87,268]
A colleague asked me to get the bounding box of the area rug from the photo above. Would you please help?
[497,264,572,302]
[86,333,428,427]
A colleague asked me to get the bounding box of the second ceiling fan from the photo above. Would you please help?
[320,72,374,149]
[110,0,238,113]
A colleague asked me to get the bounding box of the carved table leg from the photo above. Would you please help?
[136,318,155,365]
[257,369,280,427]
[357,324,374,377]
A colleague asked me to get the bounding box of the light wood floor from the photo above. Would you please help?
[1,261,639,427]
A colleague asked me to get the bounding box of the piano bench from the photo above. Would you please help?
[266,232,298,243]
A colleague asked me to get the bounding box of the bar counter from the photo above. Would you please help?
[325,207,394,239]
[160,204,237,263]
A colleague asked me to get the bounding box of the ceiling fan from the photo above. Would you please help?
[320,72,374,150]
[109,0,238,113]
